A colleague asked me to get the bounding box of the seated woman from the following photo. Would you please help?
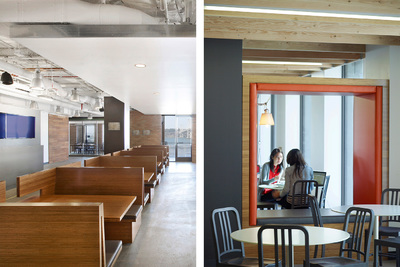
[272,148,313,209]
[257,148,285,203]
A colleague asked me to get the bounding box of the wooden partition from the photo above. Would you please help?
[117,150,165,173]
[0,202,106,266]
[0,180,5,202]
[84,155,159,202]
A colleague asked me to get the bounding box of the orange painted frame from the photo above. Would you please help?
[249,83,382,226]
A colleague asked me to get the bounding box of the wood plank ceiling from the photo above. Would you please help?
[204,0,400,77]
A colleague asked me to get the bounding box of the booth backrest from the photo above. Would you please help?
[17,168,57,197]
[0,202,106,266]
[0,180,5,202]
[133,145,169,157]
[17,167,145,206]
[118,149,164,163]
[85,156,157,173]
[55,167,145,205]
[58,161,82,167]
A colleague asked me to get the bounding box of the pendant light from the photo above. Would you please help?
[71,88,80,102]
[258,98,275,126]
[30,68,44,90]
[1,71,13,85]
[94,97,102,110]
[29,100,39,110]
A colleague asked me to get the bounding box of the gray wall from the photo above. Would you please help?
[204,38,243,266]
[0,104,43,190]
[104,96,125,154]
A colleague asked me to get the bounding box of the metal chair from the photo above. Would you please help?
[374,236,400,267]
[308,195,325,258]
[309,206,374,267]
[318,175,330,209]
[257,224,310,267]
[377,188,400,265]
[291,180,318,209]
[212,207,275,267]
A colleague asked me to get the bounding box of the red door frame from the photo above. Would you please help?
[249,83,382,226]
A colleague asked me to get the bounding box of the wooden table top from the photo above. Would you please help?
[144,172,154,182]
[25,194,136,222]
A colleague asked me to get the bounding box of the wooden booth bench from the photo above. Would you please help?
[0,180,5,202]
[113,149,165,177]
[133,145,170,167]
[17,167,144,244]
[84,155,159,204]
[0,202,122,267]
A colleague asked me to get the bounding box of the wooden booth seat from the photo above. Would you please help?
[133,145,170,167]
[84,155,158,204]
[116,149,165,175]
[0,180,5,202]
[0,202,123,267]
[17,167,145,244]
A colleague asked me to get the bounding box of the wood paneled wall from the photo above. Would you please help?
[48,114,69,164]
[130,110,162,146]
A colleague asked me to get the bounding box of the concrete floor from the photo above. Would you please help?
[115,162,196,267]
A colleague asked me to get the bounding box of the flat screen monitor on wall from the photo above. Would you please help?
[0,113,5,139]
[0,113,35,139]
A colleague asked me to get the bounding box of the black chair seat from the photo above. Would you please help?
[310,256,367,267]
[380,226,400,236]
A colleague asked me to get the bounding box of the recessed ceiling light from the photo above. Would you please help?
[135,64,146,68]
[204,6,400,21]
[243,60,323,66]
[153,92,160,95]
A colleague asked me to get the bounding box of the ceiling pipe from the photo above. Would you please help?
[0,0,162,24]
[0,59,67,96]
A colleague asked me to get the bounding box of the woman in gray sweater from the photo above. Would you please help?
[272,148,313,209]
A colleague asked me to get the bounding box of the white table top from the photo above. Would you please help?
[259,183,284,190]
[331,204,400,216]
[231,226,349,246]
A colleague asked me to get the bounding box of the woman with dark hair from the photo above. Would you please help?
[257,148,285,203]
[272,148,313,208]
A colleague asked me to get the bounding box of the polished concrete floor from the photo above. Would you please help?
[115,162,196,266]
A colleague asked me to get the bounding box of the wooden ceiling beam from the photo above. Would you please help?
[243,65,324,71]
[205,14,400,37]
[205,26,400,45]
[243,40,366,53]
[242,69,311,76]
[204,0,400,16]
[242,56,348,65]
[243,49,363,60]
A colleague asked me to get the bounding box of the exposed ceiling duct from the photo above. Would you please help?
[0,0,167,25]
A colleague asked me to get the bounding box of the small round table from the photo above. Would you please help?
[231,225,349,246]
[331,204,400,240]
[258,184,284,190]
[231,226,349,265]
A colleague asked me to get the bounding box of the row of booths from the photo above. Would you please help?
[0,145,169,267]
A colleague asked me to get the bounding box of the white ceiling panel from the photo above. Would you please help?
[15,37,196,115]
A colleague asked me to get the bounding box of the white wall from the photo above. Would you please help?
[124,103,130,149]
[324,96,342,207]
[389,46,400,188]
[284,95,300,154]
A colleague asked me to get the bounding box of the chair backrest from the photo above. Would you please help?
[291,180,318,209]
[211,207,244,264]
[381,188,400,223]
[257,224,310,267]
[308,195,325,258]
[341,207,374,262]
[319,175,330,208]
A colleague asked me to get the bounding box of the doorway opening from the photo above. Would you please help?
[163,115,192,162]
[69,120,104,156]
